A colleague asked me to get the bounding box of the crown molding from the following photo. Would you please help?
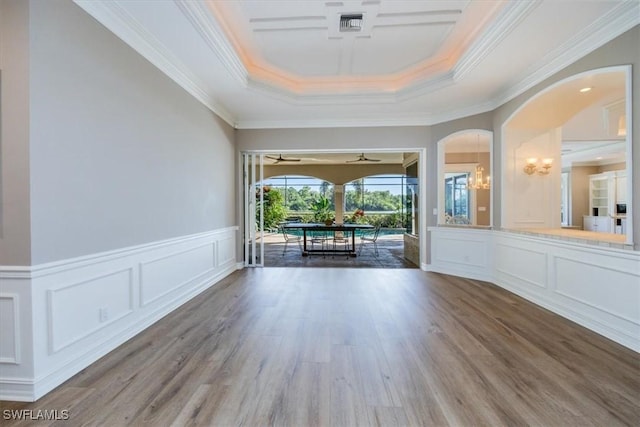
[453,0,542,82]
[234,97,497,129]
[244,1,636,130]
[235,116,433,130]
[74,0,638,131]
[491,0,640,110]
[73,0,237,127]
[174,0,248,87]
[396,71,456,102]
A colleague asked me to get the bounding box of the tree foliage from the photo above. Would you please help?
[256,180,409,230]
[256,186,287,230]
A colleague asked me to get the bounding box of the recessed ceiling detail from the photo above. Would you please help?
[205,0,508,94]
[73,0,640,129]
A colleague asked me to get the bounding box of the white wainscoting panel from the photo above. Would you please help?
[0,294,20,364]
[139,243,215,306]
[495,243,548,290]
[0,271,33,392]
[218,236,235,266]
[493,231,640,351]
[0,227,239,402]
[554,256,639,323]
[428,227,492,281]
[429,227,640,352]
[48,268,134,353]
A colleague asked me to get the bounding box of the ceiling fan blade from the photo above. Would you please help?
[347,153,381,163]
[266,154,301,162]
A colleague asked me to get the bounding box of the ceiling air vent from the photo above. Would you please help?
[340,14,363,32]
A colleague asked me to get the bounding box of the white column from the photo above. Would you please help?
[334,184,344,224]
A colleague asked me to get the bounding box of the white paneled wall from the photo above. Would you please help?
[429,227,493,281]
[0,227,239,402]
[428,227,640,352]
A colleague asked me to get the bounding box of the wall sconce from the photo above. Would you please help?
[617,115,626,136]
[524,158,553,175]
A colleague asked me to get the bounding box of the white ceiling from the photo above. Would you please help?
[74,0,639,129]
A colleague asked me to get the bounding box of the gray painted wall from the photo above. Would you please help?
[237,125,431,152]
[492,25,639,249]
[0,0,31,265]
[24,0,235,264]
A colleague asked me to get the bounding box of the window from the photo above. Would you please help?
[405,163,419,235]
[262,176,334,213]
[345,175,409,226]
[444,173,470,220]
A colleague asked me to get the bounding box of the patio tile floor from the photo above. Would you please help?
[258,232,418,268]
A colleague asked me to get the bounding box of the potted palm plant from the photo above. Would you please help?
[312,195,334,225]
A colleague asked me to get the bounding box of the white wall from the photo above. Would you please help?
[502,128,562,229]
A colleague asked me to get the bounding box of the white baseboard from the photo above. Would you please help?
[0,378,35,402]
[0,227,238,402]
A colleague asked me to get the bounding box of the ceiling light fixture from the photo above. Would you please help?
[466,134,490,190]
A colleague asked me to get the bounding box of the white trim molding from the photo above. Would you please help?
[74,0,639,130]
[73,0,237,127]
[0,294,21,364]
[0,227,238,402]
[428,226,640,352]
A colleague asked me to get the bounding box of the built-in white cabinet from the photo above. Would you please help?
[589,173,612,217]
[583,215,612,233]
[585,171,627,234]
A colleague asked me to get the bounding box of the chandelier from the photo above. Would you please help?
[466,134,491,190]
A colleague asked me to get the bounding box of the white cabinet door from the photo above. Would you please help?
[584,216,612,233]
[595,216,612,233]
[583,216,595,231]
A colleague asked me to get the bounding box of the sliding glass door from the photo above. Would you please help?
[242,153,264,267]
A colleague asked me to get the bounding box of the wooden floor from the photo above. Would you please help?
[2,268,639,426]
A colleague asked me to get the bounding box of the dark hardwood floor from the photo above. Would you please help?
[2,268,639,426]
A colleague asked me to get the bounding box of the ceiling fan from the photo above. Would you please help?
[346,153,381,163]
[265,154,301,163]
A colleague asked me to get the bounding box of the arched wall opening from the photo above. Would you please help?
[436,129,494,227]
[500,65,632,244]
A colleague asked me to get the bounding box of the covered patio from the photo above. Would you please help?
[259,231,417,268]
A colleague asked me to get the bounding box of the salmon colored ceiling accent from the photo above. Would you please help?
[206,0,506,94]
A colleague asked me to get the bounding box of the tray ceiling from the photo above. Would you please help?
[73,0,639,129]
